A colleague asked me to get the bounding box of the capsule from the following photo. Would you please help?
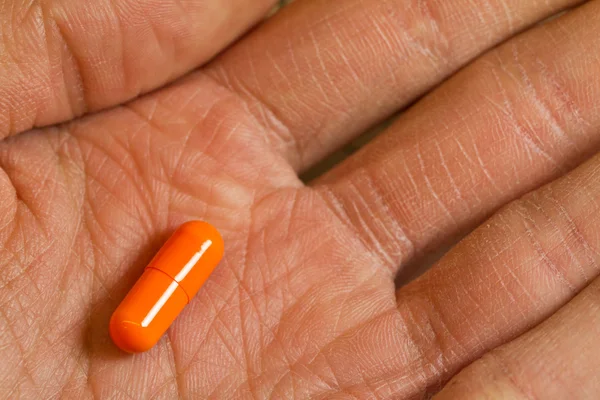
[110,221,224,353]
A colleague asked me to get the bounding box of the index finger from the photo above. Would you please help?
[0,0,276,137]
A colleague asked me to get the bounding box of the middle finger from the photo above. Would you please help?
[206,0,583,170]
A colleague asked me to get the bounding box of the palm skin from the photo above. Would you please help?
[0,72,406,398]
[5,0,600,399]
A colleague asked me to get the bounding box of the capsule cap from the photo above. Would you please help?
[147,221,224,298]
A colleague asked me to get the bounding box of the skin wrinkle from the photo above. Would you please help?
[499,0,516,31]
[316,183,411,275]
[54,160,86,294]
[369,15,402,80]
[345,182,396,270]
[399,302,445,394]
[3,243,55,307]
[415,142,457,226]
[441,97,501,197]
[61,348,89,398]
[245,51,299,148]
[489,59,560,167]
[350,199,395,268]
[239,231,260,400]
[446,282,488,349]
[0,251,38,300]
[483,351,539,400]
[395,154,442,237]
[433,140,466,210]
[50,5,88,119]
[73,132,155,225]
[80,214,115,301]
[558,185,600,267]
[186,320,240,387]
[304,29,338,108]
[85,166,151,244]
[536,194,590,282]
[123,95,288,202]
[276,274,384,390]
[38,4,61,126]
[4,162,53,231]
[211,65,287,150]
[9,297,48,394]
[0,306,33,391]
[163,334,182,400]
[125,128,164,233]
[212,276,246,367]
[415,293,485,389]
[28,274,85,393]
[514,200,578,292]
[322,368,411,399]
[34,328,78,383]
[486,239,531,322]
[510,44,582,168]
[534,45,591,138]
[324,18,367,96]
[201,68,303,175]
[483,223,536,319]
[161,99,228,180]
[363,167,416,266]
[237,202,275,393]
[185,296,234,369]
[471,140,502,195]
[397,3,444,69]
[270,309,399,399]
[549,185,600,262]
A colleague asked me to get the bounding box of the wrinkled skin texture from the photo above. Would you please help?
[3,0,600,398]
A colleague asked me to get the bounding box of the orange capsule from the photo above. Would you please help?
[110,221,224,353]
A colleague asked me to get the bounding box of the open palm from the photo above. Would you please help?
[3,0,600,398]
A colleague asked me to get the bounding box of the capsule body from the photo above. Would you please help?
[110,221,224,353]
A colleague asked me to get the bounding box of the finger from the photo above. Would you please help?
[317,0,600,276]
[0,0,276,138]
[207,0,584,170]
[394,125,600,396]
[435,276,600,399]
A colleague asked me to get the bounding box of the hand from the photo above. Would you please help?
[1,0,599,398]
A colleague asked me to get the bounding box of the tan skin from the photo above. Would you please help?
[2,0,600,398]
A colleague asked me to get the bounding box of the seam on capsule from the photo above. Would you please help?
[147,267,191,304]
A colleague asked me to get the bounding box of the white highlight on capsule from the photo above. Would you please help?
[141,240,213,327]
